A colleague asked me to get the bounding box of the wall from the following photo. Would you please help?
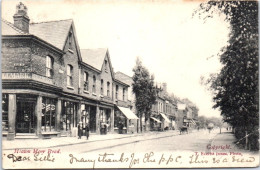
[2,39,32,73]
[62,26,80,95]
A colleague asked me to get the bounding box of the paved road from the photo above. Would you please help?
[58,129,219,153]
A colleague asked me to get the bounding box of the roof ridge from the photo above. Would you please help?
[81,48,108,50]
[115,71,132,78]
[1,18,29,35]
[30,19,73,25]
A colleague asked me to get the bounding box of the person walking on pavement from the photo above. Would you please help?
[85,123,90,140]
[78,122,83,139]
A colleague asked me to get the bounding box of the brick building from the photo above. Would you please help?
[2,2,138,140]
[150,83,177,131]
[114,72,139,134]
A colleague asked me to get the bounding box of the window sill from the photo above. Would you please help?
[68,49,74,54]
[67,86,74,90]
[92,93,97,96]
[83,90,90,94]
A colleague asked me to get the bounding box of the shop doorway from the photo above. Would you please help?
[16,101,36,133]
[89,106,96,133]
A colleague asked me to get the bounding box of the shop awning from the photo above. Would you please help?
[191,119,196,125]
[160,113,171,123]
[117,106,139,119]
[150,117,162,123]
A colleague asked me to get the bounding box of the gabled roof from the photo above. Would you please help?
[81,48,108,71]
[30,19,73,50]
[1,19,29,35]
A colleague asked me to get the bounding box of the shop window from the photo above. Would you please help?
[82,105,90,128]
[99,108,106,123]
[115,85,118,99]
[61,101,78,131]
[84,72,89,91]
[101,79,104,95]
[99,108,111,131]
[42,97,56,132]
[114,110,126,128]
[46,56,53,78]
[67,64,73,86]
[106,82,110,96]
[92,75,96,93]
[2,94,8,131]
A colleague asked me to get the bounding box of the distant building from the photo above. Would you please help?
[150,83,176,131]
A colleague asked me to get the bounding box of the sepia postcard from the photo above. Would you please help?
[1,0,259,169]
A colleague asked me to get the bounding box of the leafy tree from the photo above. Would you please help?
[195,1,259,150]
[132,57,157,132]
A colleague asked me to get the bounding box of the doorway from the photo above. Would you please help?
[89,106,96,133]
[16,101,36,133]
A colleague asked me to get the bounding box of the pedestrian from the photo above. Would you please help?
[85,123,90,140]
[78,122,83,139]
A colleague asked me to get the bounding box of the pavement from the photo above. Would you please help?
[3,129,258,155]
[2,130,181,150]
[210,131,259,156]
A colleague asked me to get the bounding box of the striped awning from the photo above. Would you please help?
[117,106,139,119]
[150,117,162,123]
[191,119,196,125]
[160,113,171,123]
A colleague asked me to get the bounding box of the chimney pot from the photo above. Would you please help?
[13,2,30,33]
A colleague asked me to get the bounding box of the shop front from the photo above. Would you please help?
[160,113,171,130]
[114,106,139,134]
[60,100,79,136]
[2,93,65,140]
[80,103,113,135]
[81,104,96,133]
[150,116,162,131]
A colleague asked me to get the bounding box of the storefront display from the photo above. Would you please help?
[41,97,56,132]
[61,101,78,132]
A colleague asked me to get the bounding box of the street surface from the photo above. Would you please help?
[59,129,218,153]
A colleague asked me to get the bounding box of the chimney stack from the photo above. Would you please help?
[13,2,30,33]
[162,82,167,94]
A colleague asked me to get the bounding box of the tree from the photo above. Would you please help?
[132,57,157,132]
[195,1,259,150]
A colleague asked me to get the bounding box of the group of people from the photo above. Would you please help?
[77,122,90,140]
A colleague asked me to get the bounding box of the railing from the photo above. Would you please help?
[2,72,54,85]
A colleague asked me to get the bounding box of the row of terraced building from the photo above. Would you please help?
[2,2,198,140]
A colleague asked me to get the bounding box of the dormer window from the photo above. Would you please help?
[46,56,53,78]
[84,72,89,91]
[67,64,73,86]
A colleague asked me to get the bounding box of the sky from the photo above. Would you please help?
[2,0,230,117]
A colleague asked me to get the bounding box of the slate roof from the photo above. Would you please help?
[81,48,108,71]
[1,19,29,35]
[2,18,73,51]
[114,72,133,85]
[30,19,73,50]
